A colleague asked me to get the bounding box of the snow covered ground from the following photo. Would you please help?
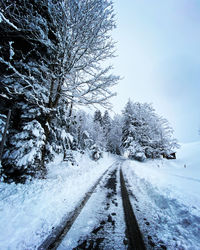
[58,163,127,249]
[0,152,115,249]
[0,142,199,250]
[123,141,200,249]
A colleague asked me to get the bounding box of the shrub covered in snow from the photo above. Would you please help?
[90,145,103,161]
[128,142,146,162]
[2,120,46,182]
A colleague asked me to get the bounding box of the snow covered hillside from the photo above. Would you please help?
[123,141,200,249]
[0,152,115,249]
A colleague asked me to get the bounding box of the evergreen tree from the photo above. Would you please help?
[92,110,105,149]
[102,111,112,151]
[75,110,93,151]
[2,120,46,183]
[102,111,111,136]
[93,110,103,126]
[108,115,122,155]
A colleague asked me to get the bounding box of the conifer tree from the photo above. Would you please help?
[102,111,112,151]
[93,110,103,126]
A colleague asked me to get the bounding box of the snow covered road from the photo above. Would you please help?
[56,161,145,250]
[0,143,199,249]
[0,153,116,249]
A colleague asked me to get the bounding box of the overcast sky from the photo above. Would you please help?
[111,0,200,143]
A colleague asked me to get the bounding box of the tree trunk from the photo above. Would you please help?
[0,109,11,161]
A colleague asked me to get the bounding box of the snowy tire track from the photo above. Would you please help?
[120,168,146,250]
[38,163,119,250]
[42,161,146,249]
[38,165,112,250]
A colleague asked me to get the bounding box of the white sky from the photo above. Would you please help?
[111,0,200,143]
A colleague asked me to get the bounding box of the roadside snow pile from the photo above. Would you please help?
[122,141,200,250]
[0,152,115,249]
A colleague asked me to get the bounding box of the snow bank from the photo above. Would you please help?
[0,152,115,249]
[122,141,200,249]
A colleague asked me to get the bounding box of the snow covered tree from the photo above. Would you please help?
[154,117,179,157]
[121,100,178,161]
[72,109,104,160]
[93,110,103,126]
[0,0,119,182]
[2,120,46,183]
[102,110,112,151]
[108,115,122,154]
[102,111,111,136]
[74,110,94,151]
[92,110,105,149]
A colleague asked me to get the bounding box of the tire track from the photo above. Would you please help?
[120,168,146,250]
[39,162,146,250]
[38,164,114,250]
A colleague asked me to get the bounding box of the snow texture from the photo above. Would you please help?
[0,152,115,249]
[58,163,127,249]
[122,141,200,249]
[0,142,199,249]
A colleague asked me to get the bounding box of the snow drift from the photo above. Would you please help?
[0,152,115,249]
[123,141,200,249]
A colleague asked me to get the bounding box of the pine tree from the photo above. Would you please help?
[102,111,112,151]
[75,110,93,151]
[92,110,105,149]
[102,111,111,135]
[2,120,46,183]
[108,115,122,155]
[93,110,103,126]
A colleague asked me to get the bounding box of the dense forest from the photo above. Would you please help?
[0,0,178,183]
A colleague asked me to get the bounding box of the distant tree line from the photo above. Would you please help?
[73,100,178,162]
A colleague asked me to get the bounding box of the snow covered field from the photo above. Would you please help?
[0,152,115,249]
[0,142,199,249]
[123,141,200,249]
